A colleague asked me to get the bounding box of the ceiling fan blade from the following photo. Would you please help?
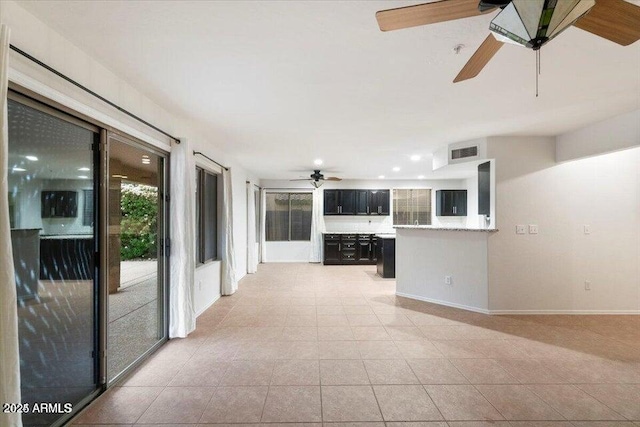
[325,177,342,181]
[290,179,312,181]
[574,0,640,46]
[376,0,491,32]
[453,34,504,83]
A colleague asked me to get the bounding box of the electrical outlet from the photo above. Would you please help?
[584,225,591,235]
[445,276,452,285]
[584,280,591,291]
[529,224,539,234]
[516,225,526,234]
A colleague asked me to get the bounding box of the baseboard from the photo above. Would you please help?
[395,292,490,315]
[395,292,640,315]
[196,293,221,317]
[489,309,640,315]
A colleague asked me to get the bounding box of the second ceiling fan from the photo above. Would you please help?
[376,0,640,83]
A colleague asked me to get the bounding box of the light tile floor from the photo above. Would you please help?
[72,263,640,426]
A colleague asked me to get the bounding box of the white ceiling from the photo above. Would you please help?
[18,0,640,180]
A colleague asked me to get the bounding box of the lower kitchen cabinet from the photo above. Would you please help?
[323,233,377,265]
[376,236,395,278]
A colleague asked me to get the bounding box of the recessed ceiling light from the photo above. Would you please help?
[142,159,151,164]
[12,167,26,172]
[392,167,400,172]
[378,175,385,179]
[314,159,323,166]
[418,175,425,179]
[78,175,89,179]
[410,155,421,161]
[25,155,38,161]
[78,167,90,172]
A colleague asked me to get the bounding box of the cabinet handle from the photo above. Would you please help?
[378,206,381,214]
[454,206,457,214]
[367,206,369,214]
[339,243,341,251]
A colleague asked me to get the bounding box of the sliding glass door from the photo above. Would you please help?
[7,94,100,426]
[7,92,169,425]
[106,134,167,383]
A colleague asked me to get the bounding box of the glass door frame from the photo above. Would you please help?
[7,89,104,427]
[7,84,171,425]
[101,131,170,386]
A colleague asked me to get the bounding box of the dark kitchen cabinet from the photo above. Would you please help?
[436,190,467,216]
[323,233,377,265]
[376,236,395,278]
[324,189,389,216]
[369,190,390,215]
[324,240,341,263]
[478,161,490,216]
[41,191,78,218]
[324,191,339,215]
[355,190,369,215]
[340,190,356,215]
[40,237,94,280]
[323,190,356,215]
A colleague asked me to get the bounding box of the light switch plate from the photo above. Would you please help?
[516,225,526,234]
[529,224,539,234]
[584,225,591,235]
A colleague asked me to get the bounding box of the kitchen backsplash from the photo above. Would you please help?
[323,216,395,233]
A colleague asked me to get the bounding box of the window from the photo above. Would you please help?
[196,167,218,263]
[393,189,432,225]
[265,192,312,241]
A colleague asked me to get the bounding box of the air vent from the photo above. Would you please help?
[451,146,478,160]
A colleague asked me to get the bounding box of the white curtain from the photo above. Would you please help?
[309,188,325,263]
[259,188,267,263]
[0,24,23,427]
[246,182,258,274]
[221,168,237,295]
[169,139,196,338]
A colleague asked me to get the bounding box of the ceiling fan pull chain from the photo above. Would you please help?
[535,50,539,98]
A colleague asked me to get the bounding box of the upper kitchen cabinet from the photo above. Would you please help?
[324,189,355,215]
[436,190,467,216]
[41,191,78,218]
[323,189,390,216]
[369,190,390,215]
[355,190,369,215]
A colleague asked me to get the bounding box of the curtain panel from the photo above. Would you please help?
[0,23,24,427]
[309,188,324,263]
[221,168,237,295]
[169,139,196,337]
[246,182,258,274]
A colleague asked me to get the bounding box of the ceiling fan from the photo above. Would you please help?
[376,0,640,83]
[290,170,342,188]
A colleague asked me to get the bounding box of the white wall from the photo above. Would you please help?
[3,1,253,317]
[556,109,640,163]
[487,136,640,313]
[396,228,490,313]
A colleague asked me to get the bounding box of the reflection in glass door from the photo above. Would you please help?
[7,95,100,426]
[107,134,167,382]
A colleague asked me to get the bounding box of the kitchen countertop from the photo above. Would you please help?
[323,231,393,235]
[376,234,396,239]
[40,234,94,239]
[394,226,498,232]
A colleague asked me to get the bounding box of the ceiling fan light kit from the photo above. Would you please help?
[376,0,640,85]
[490,0,595,50]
